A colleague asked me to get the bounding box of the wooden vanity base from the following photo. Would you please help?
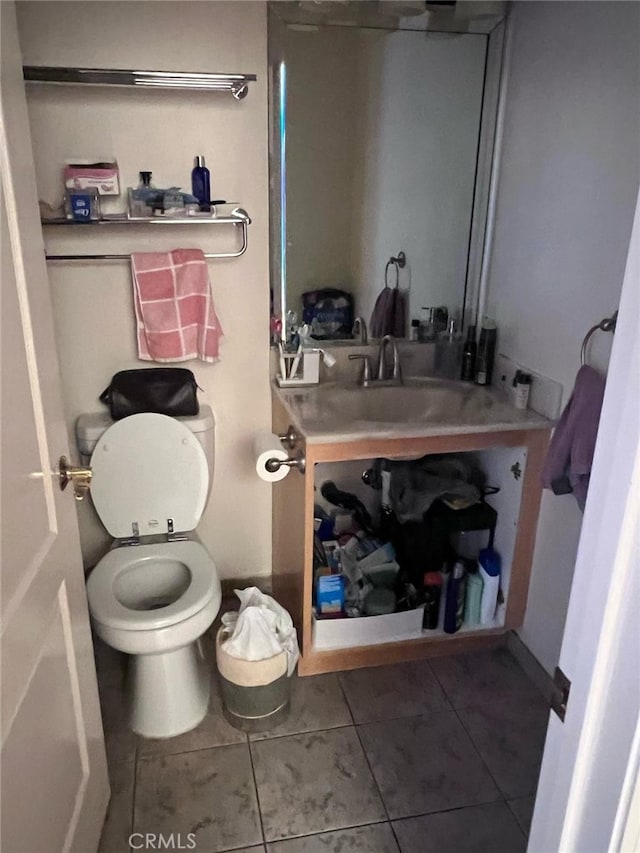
[272,395,550,676]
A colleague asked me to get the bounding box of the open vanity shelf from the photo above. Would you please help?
[272,394,551,676]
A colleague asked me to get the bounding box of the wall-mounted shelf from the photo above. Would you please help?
[41,207,252,261]
[23,66,257,100]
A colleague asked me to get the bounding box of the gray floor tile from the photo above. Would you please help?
[458,697,548,798]
[98,761,134,853]
[393,801,526,853]
[134,744,262,852]
[250,674,352,741]
[138,677,246,758]
[267,823,399,852]
[105,729,137,767]
[98,680,130,734]
[358,711,500,819]
[508,795,536,835]
[430,648,539,709]
[339,661,449,723]
[252,728,386,841]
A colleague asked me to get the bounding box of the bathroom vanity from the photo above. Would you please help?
[271,378,552,676]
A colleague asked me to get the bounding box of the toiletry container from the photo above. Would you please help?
[443,561,466,634]
[475,318,497,386]
[464,570,483,625]
[423,571,443,630]
[460,325,477,381]
[513,370,532,410]
[435,319,463,379]
[191,155,211,211]
[478,547,501,624]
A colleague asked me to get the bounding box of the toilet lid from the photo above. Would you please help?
[90,413,209,539]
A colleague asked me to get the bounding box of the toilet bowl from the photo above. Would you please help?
[79,409,221,739]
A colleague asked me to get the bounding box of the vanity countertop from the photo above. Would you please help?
[273,378,553,445]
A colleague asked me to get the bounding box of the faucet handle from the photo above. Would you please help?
[348,353,373,386]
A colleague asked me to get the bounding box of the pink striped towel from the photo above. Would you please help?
[131,249,223,363]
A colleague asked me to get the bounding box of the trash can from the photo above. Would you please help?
[216,627,292,733]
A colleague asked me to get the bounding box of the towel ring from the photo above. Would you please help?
[384,251,406,289]
[580,310,618,366]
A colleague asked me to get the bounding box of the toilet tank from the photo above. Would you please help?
[76,405,216,487]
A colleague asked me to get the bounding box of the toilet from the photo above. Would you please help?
[77,406,221,739]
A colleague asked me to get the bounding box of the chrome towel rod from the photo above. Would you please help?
[23,66,257,100]
[43,209,251,262]
[581,310,618,366]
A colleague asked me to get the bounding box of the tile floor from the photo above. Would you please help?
[96,635,547,853]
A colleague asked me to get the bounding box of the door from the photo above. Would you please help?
[0,3,109,852]
[529,190,640,851]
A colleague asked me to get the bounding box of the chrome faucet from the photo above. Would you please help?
[377,335,403,384]
[351,316,368,344]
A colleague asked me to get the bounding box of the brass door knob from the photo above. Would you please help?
[58,455,92,501]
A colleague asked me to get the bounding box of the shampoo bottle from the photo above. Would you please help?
[443,561,466,634]
[191,155,211,211]
[478,547,501,625]
[460,325,477,381]
[475,317,497,386]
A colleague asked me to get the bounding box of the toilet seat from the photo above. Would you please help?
[87,540,217,632]
[90,413,209,539]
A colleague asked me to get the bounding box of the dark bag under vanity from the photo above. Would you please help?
[100,367,199,420]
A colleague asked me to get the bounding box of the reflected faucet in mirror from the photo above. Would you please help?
[351,317,368,344]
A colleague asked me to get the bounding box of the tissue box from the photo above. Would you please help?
[63,159,120,196]
[317,574,346,614]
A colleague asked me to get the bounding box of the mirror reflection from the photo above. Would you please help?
[271,15,504,342]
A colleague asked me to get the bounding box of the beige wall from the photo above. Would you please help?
[17,1,273,579]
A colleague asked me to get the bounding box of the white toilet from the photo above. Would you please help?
[77,406,221,739]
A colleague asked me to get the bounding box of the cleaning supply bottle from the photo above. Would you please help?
[191,155,211,211]
[475,317,497,386]
[478,547,501,624]
[460,325,477,381]
[464,569,483,625]
[443,561,466,634]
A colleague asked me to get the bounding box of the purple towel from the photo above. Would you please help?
[370,286,406,339]
[541,365,606,510]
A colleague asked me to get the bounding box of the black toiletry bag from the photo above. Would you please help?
[100,367,199,420]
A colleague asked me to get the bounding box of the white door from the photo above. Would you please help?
[529,191,640,851]
[0,4,109,852]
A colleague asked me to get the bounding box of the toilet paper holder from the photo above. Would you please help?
[265,454,306,475]
[268,425,305,474]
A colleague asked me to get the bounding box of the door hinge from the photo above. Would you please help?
[551,666,571,722]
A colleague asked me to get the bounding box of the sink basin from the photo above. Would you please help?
[281,377,499,431]
[322,381,482,423]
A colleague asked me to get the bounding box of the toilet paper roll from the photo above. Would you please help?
[254,432,290,482]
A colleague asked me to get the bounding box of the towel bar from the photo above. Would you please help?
[580,311,618,366]
[42,208,251,262]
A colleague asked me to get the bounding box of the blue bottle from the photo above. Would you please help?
[191,155,211,211]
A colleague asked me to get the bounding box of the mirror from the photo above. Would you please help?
[269,4,505,342]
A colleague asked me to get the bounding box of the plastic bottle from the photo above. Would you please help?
[478,547,501,624]
[460,325,477,381]
[464,571,483,625]
[443,561,466,634]
[423,571,443,630]
[475,317,497,386]
[191,155,211,211]
[513,370,532,410]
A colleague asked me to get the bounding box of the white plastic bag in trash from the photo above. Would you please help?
[220,587,300,676]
